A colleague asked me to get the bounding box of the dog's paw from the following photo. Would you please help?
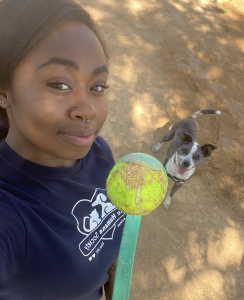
[163,203,170,210]
[163,195,171,210]
[152,143,162,152]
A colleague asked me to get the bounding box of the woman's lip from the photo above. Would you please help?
[59,132,95,146]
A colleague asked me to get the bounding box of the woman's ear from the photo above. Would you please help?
[0,91,11,109]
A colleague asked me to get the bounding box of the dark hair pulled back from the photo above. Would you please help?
[0,0,108,141]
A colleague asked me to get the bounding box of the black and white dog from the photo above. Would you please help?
[152,109,221,209]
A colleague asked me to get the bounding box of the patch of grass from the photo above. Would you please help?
[217,7,228,13]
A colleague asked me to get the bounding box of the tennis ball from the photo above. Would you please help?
[106,153,168,215]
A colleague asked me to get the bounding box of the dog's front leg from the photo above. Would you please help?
[163,182,184,210]
[152,130,175,153]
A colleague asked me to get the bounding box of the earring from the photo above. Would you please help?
[0,101,5,104]
[78,107,80,110]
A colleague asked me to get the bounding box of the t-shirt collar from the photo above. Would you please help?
[0,140,83,177]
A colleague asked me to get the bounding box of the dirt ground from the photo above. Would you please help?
[80,0,244,299]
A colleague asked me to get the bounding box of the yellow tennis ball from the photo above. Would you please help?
[106,153,168,215]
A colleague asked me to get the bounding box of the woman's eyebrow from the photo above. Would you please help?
[36,57,79,71]
[36,57,108,75]
[92,65,109,76]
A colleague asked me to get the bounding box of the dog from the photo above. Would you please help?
[152,109,221,209]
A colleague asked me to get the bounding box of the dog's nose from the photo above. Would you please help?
[182,161,190,168]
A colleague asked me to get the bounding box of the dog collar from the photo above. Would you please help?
[167,173,193,185]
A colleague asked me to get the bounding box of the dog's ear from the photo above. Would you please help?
[201,144,217,157]
[181,133,193,145]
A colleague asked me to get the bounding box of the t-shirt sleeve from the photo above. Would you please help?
[0,193,26,283]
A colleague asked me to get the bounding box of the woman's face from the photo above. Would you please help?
[4,21,108,167]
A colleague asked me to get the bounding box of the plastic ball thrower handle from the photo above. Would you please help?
[112,214,141,300]
[111,153,167,300]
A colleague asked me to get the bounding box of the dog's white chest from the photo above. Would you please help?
[165,155,195,180]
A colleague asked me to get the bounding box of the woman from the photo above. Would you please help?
[0,0,125,299]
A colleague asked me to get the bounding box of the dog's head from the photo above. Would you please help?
[175,133,217,175]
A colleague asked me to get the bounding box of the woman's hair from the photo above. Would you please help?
[0,0,108,141]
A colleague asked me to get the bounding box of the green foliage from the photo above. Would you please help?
[218,7,228,13]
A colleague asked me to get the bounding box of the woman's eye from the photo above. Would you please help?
[48,82,70,90]
[91,84,109,93]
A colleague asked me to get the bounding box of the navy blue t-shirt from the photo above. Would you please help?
[0,137,126,300]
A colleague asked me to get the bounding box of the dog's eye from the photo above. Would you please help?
[194,155,200,160]
[182,148,187,154]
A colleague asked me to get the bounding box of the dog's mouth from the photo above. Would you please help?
[175,155,189,175]
[178,166,188,175]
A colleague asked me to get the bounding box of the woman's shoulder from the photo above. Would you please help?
[89,136,115,164]
[0,191,26,230]
[94,136,113,153]
[0,191,27,281]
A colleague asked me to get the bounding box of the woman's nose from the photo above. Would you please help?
[69,92,97,121]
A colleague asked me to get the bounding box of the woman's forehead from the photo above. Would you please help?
[22,22,107,73]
